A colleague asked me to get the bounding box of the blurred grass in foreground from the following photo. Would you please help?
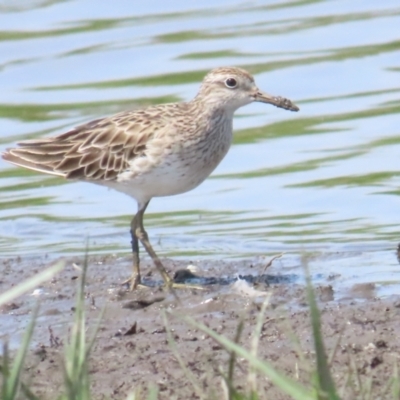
[1,258,399,399]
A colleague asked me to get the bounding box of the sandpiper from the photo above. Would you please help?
[2,67,299,290]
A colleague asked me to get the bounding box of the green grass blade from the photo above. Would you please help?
[304,265,339,400]
[227,316,245,399]
[391,361,400,399]
[63,254,90,400]
[146,386,159,400]
[1,343,11,399]
[247,295,271,396]
[5,306,39,400]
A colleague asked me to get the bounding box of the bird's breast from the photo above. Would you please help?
[117,116,233,198]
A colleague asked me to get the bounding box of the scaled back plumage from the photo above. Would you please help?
[2,103,191,181]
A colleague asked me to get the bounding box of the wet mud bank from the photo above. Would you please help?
[1,254,400,399]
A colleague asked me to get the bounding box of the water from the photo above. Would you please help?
[1,0,400,295]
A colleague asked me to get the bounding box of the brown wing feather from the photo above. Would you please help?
[1,110,162,181]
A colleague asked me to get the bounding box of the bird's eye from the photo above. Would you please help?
[225,78,237,88]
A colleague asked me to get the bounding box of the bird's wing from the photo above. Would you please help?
[2,110,167,181]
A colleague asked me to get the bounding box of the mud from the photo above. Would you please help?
[1,254,400,399]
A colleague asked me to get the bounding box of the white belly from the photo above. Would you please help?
[116,151,220,201]
[103,114,233,204]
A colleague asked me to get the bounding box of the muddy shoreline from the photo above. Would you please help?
[1,254,400,399]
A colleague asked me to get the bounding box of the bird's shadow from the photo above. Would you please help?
[140,269,299,287]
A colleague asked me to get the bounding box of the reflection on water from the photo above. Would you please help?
[0,0,400,291]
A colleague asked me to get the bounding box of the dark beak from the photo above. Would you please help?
[254,91,299,112]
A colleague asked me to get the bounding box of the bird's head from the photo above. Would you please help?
[196,66,299,113]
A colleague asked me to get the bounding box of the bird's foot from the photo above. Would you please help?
[121,273,146,291]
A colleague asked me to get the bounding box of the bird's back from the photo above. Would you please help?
[1,102,194,181]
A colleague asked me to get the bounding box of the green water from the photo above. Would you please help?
[0,0,400,292]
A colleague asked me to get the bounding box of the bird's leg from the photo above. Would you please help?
[134,201,174,286]
[128,212,142,290]
[126,201,204,292]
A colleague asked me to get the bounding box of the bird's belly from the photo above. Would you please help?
[112,127,232,202]
[111,154,218,202]
[143,164,208,196]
